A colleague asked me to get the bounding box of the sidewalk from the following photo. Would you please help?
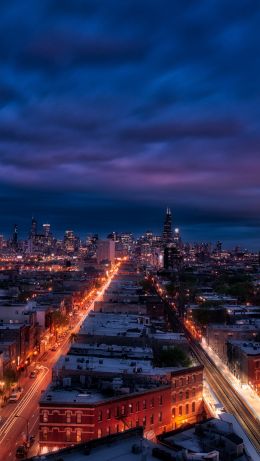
[201,337,260,422]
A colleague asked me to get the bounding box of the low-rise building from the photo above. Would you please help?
[39,365,204,449]
[227,340,260,394]
[205,323,259,363]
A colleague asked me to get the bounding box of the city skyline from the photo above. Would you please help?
[0,1,259,248]
[0,208,258,250]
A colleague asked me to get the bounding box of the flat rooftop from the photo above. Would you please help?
[161,418,247,461]
[27,429,161,461]
[69,343,153,359]
[207,323,259,331]
[40,387,107,405]
[78,311,150,337]
[227,340,260,355]
[152,332,186,341]
[54,354,184,376]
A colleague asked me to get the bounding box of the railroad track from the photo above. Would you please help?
[152,285,260,454]
[191,341,260,453]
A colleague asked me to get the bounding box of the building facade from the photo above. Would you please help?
[39,366,204,449]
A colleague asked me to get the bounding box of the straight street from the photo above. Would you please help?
[0,266,119,461]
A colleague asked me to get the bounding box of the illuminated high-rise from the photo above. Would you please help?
[162,208,172,245]
[12,224,18,247]
[43,223,51,237]
[30,217,37,238]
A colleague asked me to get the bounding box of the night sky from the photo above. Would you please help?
[0,1,259,248]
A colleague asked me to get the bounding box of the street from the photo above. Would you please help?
[0,268,118,461]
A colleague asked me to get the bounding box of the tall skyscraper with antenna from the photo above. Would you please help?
[12,224,18,248]
[162,208,172,245]
[30,217,37,238]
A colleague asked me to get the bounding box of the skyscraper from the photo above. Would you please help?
[96,239,115,264]
[43,223,51,237]
[12,224,18,247]
[30,217,37,238]
[162,208,172,245]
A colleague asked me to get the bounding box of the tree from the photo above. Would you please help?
[156,347,191,367]
[193,307,227,325]
[3,368,18,388]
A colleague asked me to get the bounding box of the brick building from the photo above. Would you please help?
[205,323,259,363]
[227,340,260,394]
[39,365,204,449]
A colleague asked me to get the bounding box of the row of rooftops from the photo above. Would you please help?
[69,343,154,359]
[54,353,188,377]
[227,340,260,355]
[40,263,198,405]
[78,310,186,341]
[206,322,259,331]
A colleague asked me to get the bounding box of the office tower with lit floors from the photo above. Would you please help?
[162,208,173,245]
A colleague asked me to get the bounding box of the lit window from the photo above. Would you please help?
[66,428,71,442]
[129,404,133,414]
[43,411,48,423]
[158,412,162,423]
[76,412,82,424]
[42,428,48,441]
[76,429,81,442]
[66,411,71,423]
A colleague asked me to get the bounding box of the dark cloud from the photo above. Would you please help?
[0,0,259,248]
[121,119,243,142]
[20,36,149,72]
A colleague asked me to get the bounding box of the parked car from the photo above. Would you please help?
[9,391,22,402]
